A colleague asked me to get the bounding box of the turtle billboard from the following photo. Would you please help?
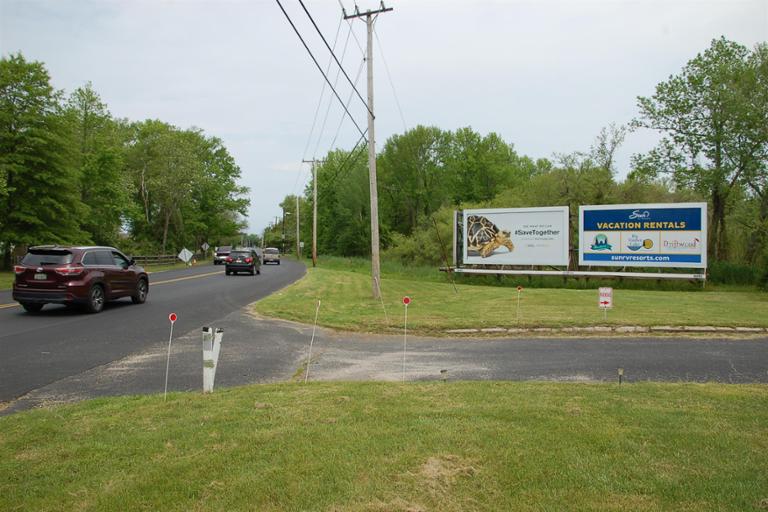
[579,203,707,268]
[462,207,570,266]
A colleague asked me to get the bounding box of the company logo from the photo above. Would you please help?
[626,234,654,251]
[663,238,700,249]
[590,234,612,251]
[628,210,650,220]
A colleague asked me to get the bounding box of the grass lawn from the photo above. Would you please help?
[0,271,12,291]
[1,382,766,511]
[255,265,768,334]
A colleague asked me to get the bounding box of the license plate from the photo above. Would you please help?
[34,273,47,280]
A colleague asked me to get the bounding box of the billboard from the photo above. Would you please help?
[462,207,569,266]
[579,203,707,268]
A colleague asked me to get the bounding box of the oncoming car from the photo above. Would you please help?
[214,245,232,265]
[12,245,149,314]
[225,248,261,276]
[262,247,280,265]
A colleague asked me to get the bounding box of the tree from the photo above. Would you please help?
[65,83,129,245]
[378,125,450,236]
[632,37,767,261]
[0,53,86,269]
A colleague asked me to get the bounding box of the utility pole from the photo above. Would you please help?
[303,159,324,268]
[296,195,301,260]
[281,207,286,254]
[344,2,393,299]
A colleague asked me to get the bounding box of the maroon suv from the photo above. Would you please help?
[13,245,149,314]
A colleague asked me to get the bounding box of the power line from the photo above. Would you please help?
[275,0,366,139]
[319,132,368,196]
[374,24,408,133]
[311,22,358,160]
[298,0,372,118]
[327,58,366,152]
[292,15,344,196]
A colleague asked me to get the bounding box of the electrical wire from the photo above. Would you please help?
[318,131,368,197]
[327,57,366,152]
[311,23,357,160]
[291,15,344,195]
[275,0,366,139]
[298,0,372,117]
[374,24,408,133]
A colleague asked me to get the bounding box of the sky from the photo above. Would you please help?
[1,0,766,236]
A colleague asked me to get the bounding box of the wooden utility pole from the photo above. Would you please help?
[303,159,323,267]
[296,195,301,260]
[344,2,392,299]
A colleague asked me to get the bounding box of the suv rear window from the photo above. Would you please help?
[265,248,279,254]
[21,250,73,266]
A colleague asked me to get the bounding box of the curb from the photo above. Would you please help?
[445,325,768,335]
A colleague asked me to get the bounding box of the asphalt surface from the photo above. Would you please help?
[0,260,305,405]
[1,262,767,415]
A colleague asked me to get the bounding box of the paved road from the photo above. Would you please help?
[0,261,305,404]
[2,262,767,415]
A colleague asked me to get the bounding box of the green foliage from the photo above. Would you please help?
[0,53,249,267]
[632,37,768,261]
[0,53,87,268]
[708,260,761,285]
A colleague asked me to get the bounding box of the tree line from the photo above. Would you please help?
[267,37,767,279]
[0,53,249,269]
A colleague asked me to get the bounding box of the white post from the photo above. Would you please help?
[163,323,174,401]
[304,300,321,383]
[402,303,408,382]
[203,327,224,393]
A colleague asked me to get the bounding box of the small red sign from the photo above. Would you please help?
[402,296,411,306]
[168,313,178,323]
[517,285,523,292]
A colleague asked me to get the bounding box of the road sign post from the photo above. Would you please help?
[202,327,223,393]
[598,287,613,320]
[402,296,410,382]
[304,300,321,383]
[164,313,177,400]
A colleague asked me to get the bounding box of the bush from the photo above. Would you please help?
[708,261,759,285]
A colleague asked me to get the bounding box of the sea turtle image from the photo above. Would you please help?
[467,215,514,258]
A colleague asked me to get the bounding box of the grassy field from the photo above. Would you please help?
[1,382,766,511]
[255,264,768,334]
[0,272,12,291]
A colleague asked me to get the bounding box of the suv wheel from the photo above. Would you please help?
[132,278,148,304]
[85,284,105,314]
[21,302,43,314]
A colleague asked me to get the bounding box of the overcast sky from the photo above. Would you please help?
[1,0,766,235]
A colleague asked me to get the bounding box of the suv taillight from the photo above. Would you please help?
[54,264,84,276]
[14,265,25,275]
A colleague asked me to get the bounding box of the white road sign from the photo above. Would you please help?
[598,287,613,309]
[178,248,193,263]
[201,242,209,252]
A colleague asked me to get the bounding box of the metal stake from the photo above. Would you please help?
[304,300,321,383]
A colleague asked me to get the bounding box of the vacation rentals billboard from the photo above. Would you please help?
[463,207,569,266]
[579,203,707,268]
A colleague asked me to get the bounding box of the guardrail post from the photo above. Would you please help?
[202,327,224,393]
